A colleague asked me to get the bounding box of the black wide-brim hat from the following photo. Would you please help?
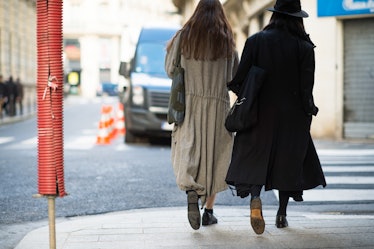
[267,0,309,18]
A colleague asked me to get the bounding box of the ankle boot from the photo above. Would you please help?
[202,208,217,226]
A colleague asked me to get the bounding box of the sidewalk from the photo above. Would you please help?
[0,112,35,126]
[0,105,36,126]
[15,206,374,249]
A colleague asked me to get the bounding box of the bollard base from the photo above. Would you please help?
[32,194,57,249]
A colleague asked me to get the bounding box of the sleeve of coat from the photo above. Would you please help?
[299,43,319,116]
[164,32,181,79]
[227,35,256,95]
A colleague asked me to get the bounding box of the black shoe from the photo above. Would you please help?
[187,190,201,230]
[289,191,303,202]
[276,215,288,228]
[292,195,303,202]
[202,209,217,226]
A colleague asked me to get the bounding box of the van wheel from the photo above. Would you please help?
[125,130,137,143]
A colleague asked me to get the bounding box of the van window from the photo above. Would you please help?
[134,42,167,76]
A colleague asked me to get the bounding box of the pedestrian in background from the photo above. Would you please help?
[225,0,326,234]
[15,78,24,115]
[0,75,8,118]
[165,0,238,230]
[6,76,18,116]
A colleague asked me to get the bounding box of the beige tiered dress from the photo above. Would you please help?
[165,33,238,206]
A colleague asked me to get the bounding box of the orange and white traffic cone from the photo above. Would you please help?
[96,105,112,144]
[107,105,116,139]
[115,103,126,136]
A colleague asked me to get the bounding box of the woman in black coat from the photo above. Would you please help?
[225,0,326,234]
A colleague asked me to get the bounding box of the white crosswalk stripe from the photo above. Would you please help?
[0,137,14,144]
[317,149,374,156]
[303,189,374,202]
[324,176,374,184]
[1,135,98,150]
[1,133,128,151]
[2,137,37,149]
[322,166,374,172]
[64,136,96,150]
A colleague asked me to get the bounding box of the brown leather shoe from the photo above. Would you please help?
[250,197,265,234]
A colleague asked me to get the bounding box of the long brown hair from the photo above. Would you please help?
[168,0,235,60]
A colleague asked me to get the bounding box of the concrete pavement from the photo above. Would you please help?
[0,112,35,126]
[14,206,374,249]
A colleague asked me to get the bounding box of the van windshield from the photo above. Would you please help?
[134,43,167,76]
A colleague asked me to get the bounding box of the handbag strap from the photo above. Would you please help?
[175,36,182,67]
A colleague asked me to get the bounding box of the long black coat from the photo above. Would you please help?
[225,29,326,192]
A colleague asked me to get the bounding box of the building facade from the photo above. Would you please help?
[0,0,36,84]
[172,0,374,140]
[0,0,37,115]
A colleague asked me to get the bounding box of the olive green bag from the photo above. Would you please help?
[167,43,185,125]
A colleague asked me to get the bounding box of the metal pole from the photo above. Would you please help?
[48,196,56,249]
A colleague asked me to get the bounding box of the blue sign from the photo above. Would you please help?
[318,0,374,17]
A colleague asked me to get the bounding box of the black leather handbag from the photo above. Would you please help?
[225,65,266,132]
[167,42,185,125]
[225,33,266,132]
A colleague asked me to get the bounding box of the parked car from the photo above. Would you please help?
[119,26,179,143]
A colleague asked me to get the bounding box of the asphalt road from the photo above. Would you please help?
[0,96,256,225]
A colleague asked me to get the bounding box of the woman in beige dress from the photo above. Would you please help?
[165,0,238,230]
